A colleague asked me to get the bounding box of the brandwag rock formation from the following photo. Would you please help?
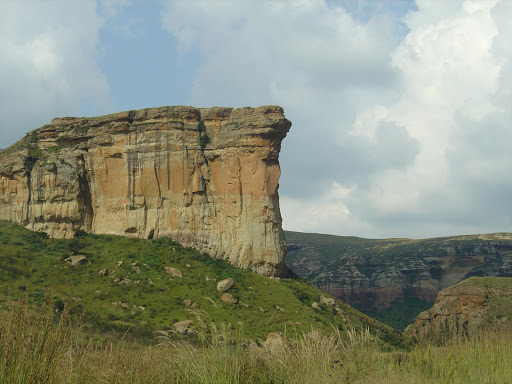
[0,105,291,276]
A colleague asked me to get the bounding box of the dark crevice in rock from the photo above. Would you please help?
[77,156,94,232]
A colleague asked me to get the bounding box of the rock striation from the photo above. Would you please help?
[404,284,488,341]
[404,277,512,341]
[0,105,291,276]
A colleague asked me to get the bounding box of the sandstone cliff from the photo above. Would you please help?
[404,277,512,341]
[0,105,291,276]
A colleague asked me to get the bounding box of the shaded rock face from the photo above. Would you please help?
[404,278,512,341]
[404,284,488,341]
[285,232,512,311]
[0,105,291,276]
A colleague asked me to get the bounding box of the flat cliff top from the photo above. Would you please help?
[0,105,291,165]
[285,230,512,288]
[456,276,512,289]
[405,276,512,340]
[285,230,512,330]
[0,104,291,277]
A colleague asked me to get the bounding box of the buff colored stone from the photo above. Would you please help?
[221,293,237,304]
[217,278,235,292]
[405,284,488,341]
[172,320,194,335]
[165,267,182,278]
[0,105,291,277]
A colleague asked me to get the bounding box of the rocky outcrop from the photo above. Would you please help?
[404,277,512,341]
[404,284,488,341]
[0,105,291,276]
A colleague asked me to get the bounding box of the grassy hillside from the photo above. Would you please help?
[0,220,401,346]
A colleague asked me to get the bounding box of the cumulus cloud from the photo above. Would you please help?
[161,0,512,238]
[0,0,111,148]
[161,0,406,192]
[2,0,509,239]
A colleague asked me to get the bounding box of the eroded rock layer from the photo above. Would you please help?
[0,105,291,276]
[405,277,512,341]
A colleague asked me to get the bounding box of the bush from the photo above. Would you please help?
[67,239,85,255]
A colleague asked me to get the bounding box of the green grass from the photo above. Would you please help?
[0,220,400,345]
[456,276,512,288]
[455,277,512,325]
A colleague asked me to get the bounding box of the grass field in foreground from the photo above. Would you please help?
[2,297,512,384]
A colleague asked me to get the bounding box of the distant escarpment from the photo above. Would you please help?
[405,277,512,341]
[0,106,291,276]
[285,231,512,328]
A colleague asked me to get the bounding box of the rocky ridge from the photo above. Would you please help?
[0,105,291,276]
[285,231,512,326]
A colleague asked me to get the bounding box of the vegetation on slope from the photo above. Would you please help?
[0,220,400,345]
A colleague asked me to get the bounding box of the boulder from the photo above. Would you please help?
[183,299,192,307]
[172,320,194,335]
[165,267,182,278]
[217,278,235,292]
[70,255,88,267]
[221,293,238,305]
[320,295,336,307]
[263,332,290,353]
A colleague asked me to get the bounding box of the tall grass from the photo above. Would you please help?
[0,296,79,384]
[2,299,512,383]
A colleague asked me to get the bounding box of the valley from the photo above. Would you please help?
[285,230,512,329]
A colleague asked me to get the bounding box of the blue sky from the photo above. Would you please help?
[1,0,511,239]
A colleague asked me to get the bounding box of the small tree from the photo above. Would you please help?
[67,239,84,255]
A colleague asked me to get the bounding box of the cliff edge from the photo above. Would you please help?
[404,277,512,341]
[0,105,291,276]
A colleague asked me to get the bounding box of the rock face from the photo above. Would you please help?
[404,277,512,341]
[404,284,488,341]
[0,105,291,276]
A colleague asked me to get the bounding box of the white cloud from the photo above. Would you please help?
[342,0,512,237]
[0,0,110,148]
[161,0,512,238]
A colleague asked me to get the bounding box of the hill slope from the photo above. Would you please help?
[0,220,401,346]
[285,230,512,330]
